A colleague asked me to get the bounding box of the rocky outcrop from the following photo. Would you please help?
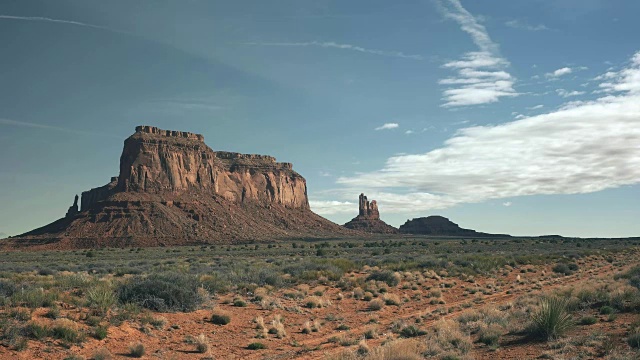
[343,193,398,234]
[9,126,352,249]
[65,195,79,218]
[399,216,511,237]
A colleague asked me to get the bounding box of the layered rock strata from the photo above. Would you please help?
[9,126,352,249]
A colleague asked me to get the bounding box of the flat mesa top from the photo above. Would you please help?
[135,125,204,142]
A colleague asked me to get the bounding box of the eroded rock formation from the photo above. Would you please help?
[9,126,352,249]
[343,193,398,234]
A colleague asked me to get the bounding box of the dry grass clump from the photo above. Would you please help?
[269,315,287,338]
[254,316,268,338]
[383,293,401,306]
[194,334,210,353]
[305,296,331,309]
[128,341,145,357]
[92,347,112,360]
[327,339,424,360]
[368,298,385,311]
[423,319,473,359]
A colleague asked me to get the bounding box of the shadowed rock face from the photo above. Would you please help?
[343,193,398,234]
[9,126,351,249]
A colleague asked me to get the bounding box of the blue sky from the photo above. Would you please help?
[1,0,639,238]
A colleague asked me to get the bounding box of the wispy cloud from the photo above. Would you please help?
[556,89,586,97]
[527,104,544,110]
[375,123,399,131]
[314,51,640,216]
[505,19,549,31]
[435,0,517,107]
[0,15,119,33]
[242,41,423,60]
[502,202,512,207]
[0,118,119,138]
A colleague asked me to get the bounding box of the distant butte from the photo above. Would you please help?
[399,216,511,238]
[4,125,353,249]
[343,193,398,234]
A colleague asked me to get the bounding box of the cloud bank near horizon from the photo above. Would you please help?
[312,51,640,215]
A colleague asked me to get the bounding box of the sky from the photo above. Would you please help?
[0,0,639,238]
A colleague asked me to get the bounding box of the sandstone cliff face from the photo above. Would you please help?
[11,125,351,249]
[343,193,398,234]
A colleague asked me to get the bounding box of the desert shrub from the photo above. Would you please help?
[194,334,209,353]
[247,342,266,350]
[423,319,472,357]
[117,272,205,312]
[383,293,401,306]
[211,311,231,325]
[129,342,145,357]
[93,325,108,340]
[616,266,640,289]
[368,299,384,311]
[86,284,117,315]
[600,305,615,315]
[26,323,50,340]
[399,325,427,338]
[336,324,350,331]
[233,298,247,307]
[578,316,597,325]
[269,315,286,338]
[367,270,401,287]
[0,279,17,297]
[628,331,640,349]
[552,263,578,276]
[92,348,112,360]
[529,296,574,340]
[478,324,502,347]
[52,320,83,344]
[363,326,378,339]
[11,288,58,308]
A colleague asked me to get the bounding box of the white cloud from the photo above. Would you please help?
[405,130,414,134]
[435,1,517,107]
[547,67,573,78]
[502,202,512,207]
[556,89,586,97]
[527,104,544,110]
[375,123,399,131]
[314,51,640,215]
[505,19,549,31]
[309,200,355,215]
[242,41,423,60]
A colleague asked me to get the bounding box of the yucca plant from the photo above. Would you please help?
[530,296,574,340]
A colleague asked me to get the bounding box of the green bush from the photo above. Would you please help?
[399,325,427,338]
[211,312,231,325]
[599,306,615,315]
[366,270,400,287]
[52,324,83,344]
[247,342,266,350]
[529,297,574,340]
[628,332,640,348]
[129,342,145,357]
[93,325,108,340]
[578,316,597,325]
[117,272,205,312]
